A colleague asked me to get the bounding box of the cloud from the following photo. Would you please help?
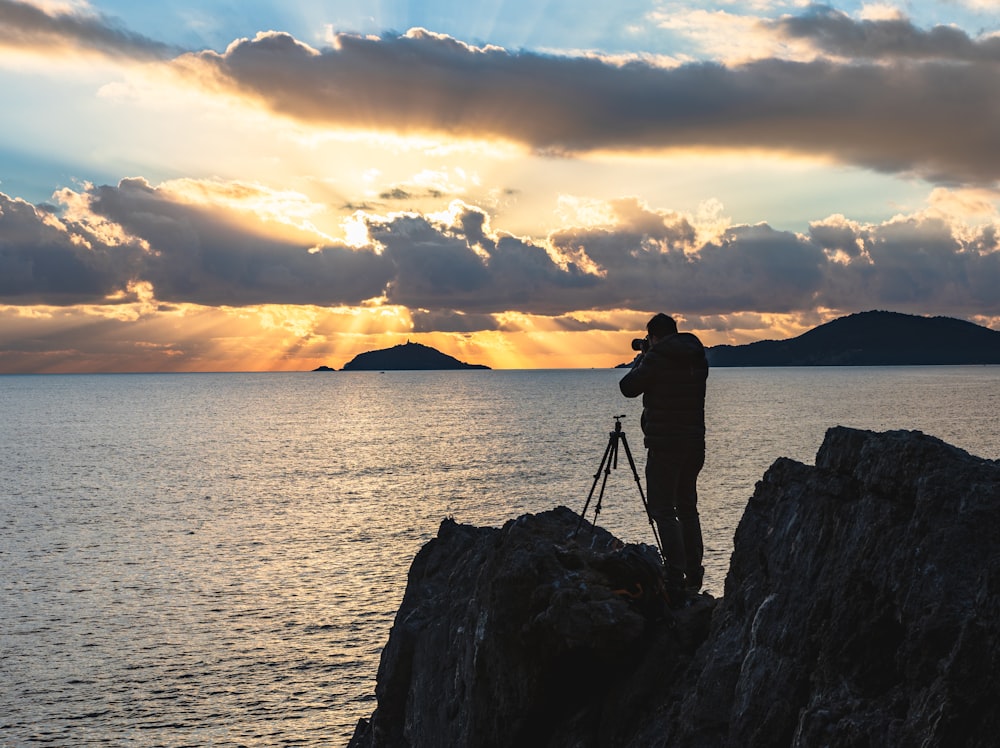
[364,206,600,314]
[0,191,143,304]
[955,0,1000,10]
[3,183,998,322]
[6,4,1000,185]
[171,26,1000,184]
[0,300,359,373]
[548,207,828,314]
[85,178,397,307]
[410,309,499,333]
[0,0,177,59]
[810,213,1000,313]
[0,181,394,307]
[366,195,1000,321]
[649,7,816,64]
[766,4,1000,62]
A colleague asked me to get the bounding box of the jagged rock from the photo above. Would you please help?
[348,507,715,747]
[349,428,1000,747]
[670,427,1000,748]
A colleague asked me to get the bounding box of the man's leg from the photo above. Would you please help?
[675,444,705,590]
[645,450,686,589]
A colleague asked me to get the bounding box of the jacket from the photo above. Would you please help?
[619,332,708,448]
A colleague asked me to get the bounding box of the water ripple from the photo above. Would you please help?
[1,368,996,745]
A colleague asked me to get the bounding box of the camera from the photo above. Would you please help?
[631,337,649,352]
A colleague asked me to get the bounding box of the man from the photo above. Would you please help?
[619,313,708,592]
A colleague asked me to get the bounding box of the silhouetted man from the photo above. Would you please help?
[619,313,708,592]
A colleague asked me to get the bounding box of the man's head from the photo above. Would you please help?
[646,313,678,342]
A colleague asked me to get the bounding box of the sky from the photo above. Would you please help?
[1,0,999,372]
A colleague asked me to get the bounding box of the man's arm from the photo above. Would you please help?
[619,355,650,397]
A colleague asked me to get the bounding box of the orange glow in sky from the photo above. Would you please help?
[1,1,998,371]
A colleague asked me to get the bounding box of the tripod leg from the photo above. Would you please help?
[590,436,618,530]
[575,435,615,537]
[618,433,664,556]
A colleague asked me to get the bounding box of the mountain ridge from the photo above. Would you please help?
[706,310,1000,366]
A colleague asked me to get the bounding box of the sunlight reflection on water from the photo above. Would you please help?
[1,367,997,745]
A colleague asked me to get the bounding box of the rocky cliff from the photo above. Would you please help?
[348,428,1000,747]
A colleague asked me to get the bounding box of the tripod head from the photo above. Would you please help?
[612,414,626,434]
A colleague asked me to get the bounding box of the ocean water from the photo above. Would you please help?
[1,367,997,746]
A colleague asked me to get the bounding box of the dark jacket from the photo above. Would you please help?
[619,332,708,448]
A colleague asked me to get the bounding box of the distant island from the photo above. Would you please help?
[320,341,491,371]
[705,310,1000,366]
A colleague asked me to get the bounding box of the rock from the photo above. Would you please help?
[349,428,1000,747]
[349,507,716,747]
[675,427,1000,748]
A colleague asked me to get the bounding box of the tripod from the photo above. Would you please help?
[575,415,663,557]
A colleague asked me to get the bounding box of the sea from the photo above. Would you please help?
[2,367,998,746]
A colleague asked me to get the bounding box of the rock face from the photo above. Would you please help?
[349,507,713,747]
[671,427,1000,747]
[348,428,1000,747]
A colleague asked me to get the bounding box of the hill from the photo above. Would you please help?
[340,341,490,371]
[707,310,1000,366]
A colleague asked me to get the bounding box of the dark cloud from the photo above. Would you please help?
[377,186,445,202]
[379,188,412,201]
[370,200,998,319]
[367,206,598,314]
[0,192,143,304]
[8,1,1000,185]
[548,218,827,314]
[768,5,1000,62]
[689,226,827,313]
[6,2,1000,185]
[182,27,1000,184]
[342,201,378,211]
[0,0,178,59]
[0,182,393,307]
[809,219,863,258]
[2,186,997,319]
[410,309,498,333]
[810,215,1000,314]
[84,179,394,306]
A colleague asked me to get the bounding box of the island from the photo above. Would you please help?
[705,310,1000,366]
[339,341,491,371]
